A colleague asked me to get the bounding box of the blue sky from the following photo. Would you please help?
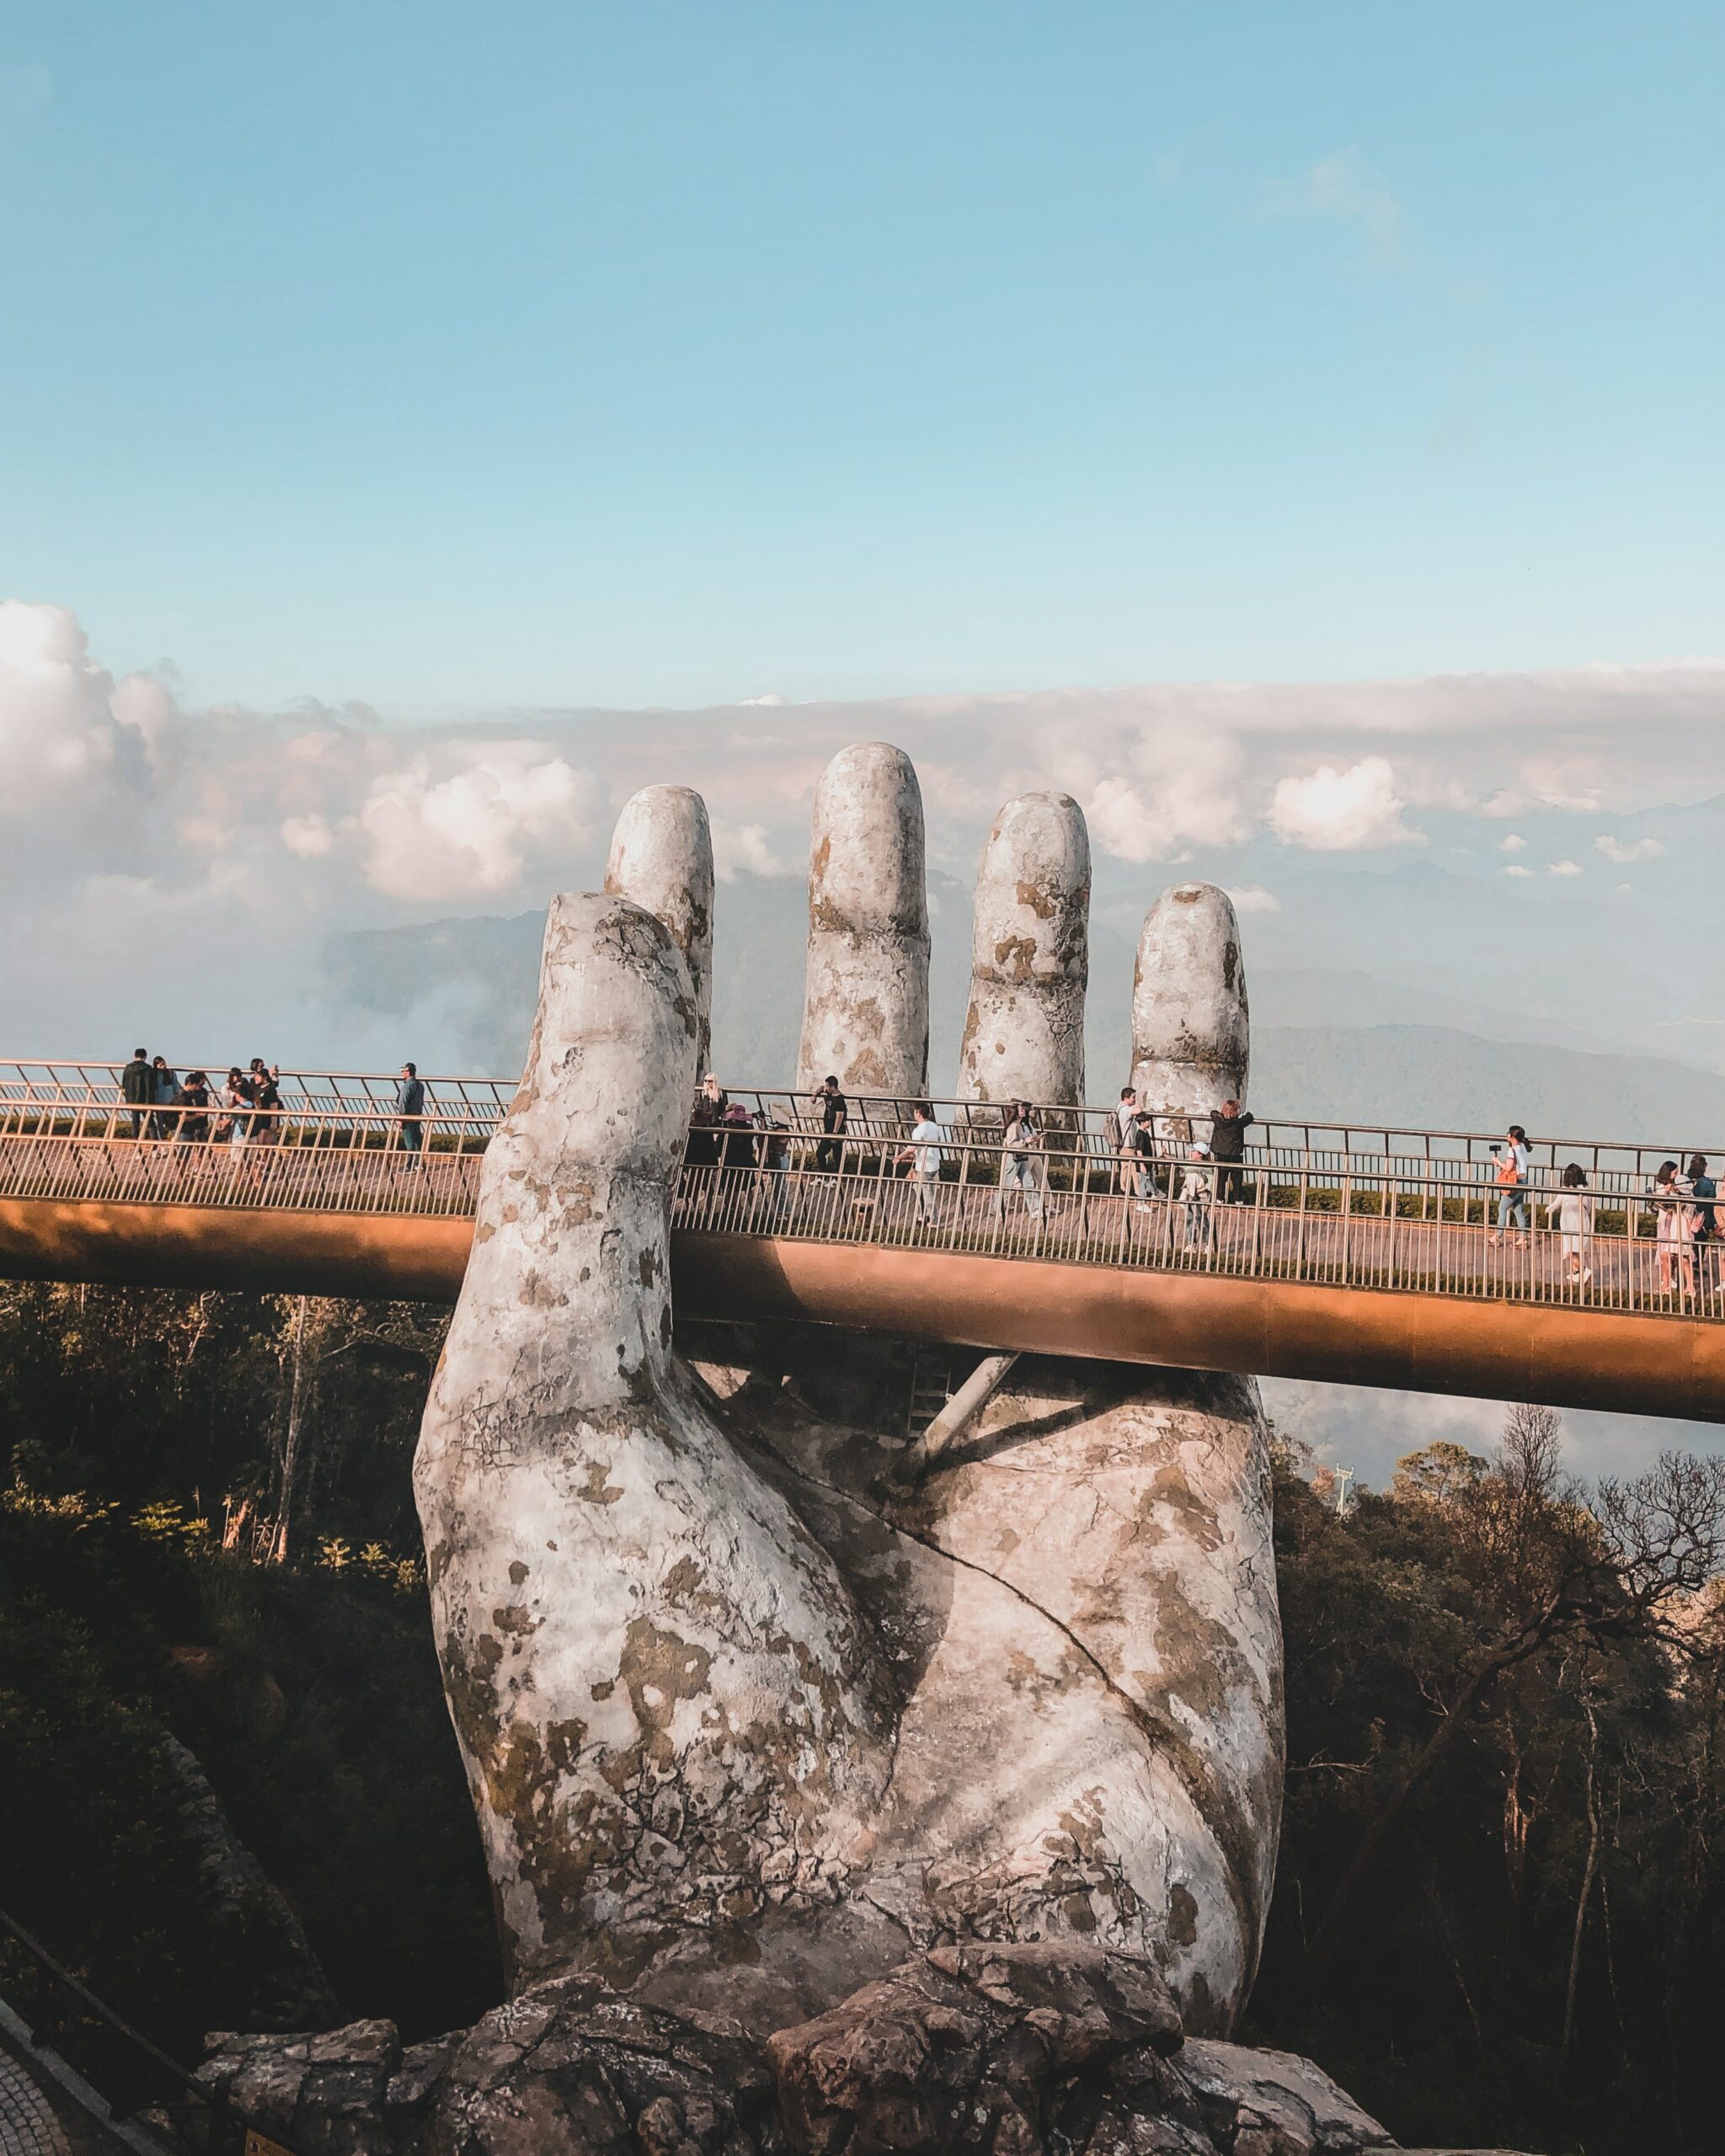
[3,2,1722,709]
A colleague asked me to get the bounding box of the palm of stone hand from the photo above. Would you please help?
[414,748,1282,2041]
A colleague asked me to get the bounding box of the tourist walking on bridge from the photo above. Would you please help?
[897,1102,944,1228]
[1553,1163,1594,1286]
[120,1049,153,1139]
[1488,1124,1531,1247]
[396,1062,425,1171]
[994,1101,1044,1221]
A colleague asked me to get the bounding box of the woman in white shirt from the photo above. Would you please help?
[1553,1163,1594,1284]
[1487,1124,1532,1247]
[895,1104,945,1227]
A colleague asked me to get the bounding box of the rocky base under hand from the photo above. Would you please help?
[198,1944,1530,2156]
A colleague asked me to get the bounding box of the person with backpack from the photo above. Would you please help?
[1487,1123,1531,1247]
[994,1102,1044,1220]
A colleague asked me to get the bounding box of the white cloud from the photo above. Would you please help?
[281,813,336,858]
[1595,834,1664,864]
[356,745,601,901]
[1504,865,1535,880]
[0,599,166,819]
[736,692,786,707]
[1498,832,1527,853]
[713,819,793,882]
[1226,884,1281,915]
[1545,859,1583,878]
[1258,150,1404,264]
[1073,720,1249,864]
[1266,755,1421,851]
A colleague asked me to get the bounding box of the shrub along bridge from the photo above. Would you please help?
[0,1061,1719,1422]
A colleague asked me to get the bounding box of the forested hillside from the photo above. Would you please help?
[3,1283,1723,2155]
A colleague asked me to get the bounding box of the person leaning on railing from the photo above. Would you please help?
[1208,1099,1255,1204]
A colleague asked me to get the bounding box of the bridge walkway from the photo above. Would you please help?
[0,1065,1719,1421]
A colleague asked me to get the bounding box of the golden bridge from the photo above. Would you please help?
[1,1061,1720,1423]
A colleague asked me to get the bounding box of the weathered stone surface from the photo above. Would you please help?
[1176,2041,1396,2153]
[688,1331,1281,2030]
[957,792,1090,1107]
[795,743,929,1099]
[767,1944,1183,2156]
[605,785,716,1075]
[413,894,894,1999]
[206,1956,1520,2156]
[1130,884,1249,1124]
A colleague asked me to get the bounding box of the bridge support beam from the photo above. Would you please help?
[907,1351,1019,1473]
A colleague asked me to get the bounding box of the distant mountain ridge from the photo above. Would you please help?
[323,881,1724,1148]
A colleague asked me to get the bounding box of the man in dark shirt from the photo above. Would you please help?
[120,1049,153,1139]
[814,1075,848,1173]
[1208,1099,1255,1204]
[397,1062,426,1171]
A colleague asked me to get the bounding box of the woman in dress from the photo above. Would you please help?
[1652,1158,1697,1297]
[1553,1162,1594,1285]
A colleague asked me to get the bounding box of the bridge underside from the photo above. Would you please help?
[0,1198,1717,1424]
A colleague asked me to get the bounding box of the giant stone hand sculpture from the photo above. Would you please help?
[414,746,1283,2041]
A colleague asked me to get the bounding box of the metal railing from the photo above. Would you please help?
[0,1904,293,2156]
[676,1092,1725,1324]
[0,1065,1720,1321]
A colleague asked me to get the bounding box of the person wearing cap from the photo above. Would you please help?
[1179,1139,1216,1250]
